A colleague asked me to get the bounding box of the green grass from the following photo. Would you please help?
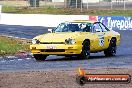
[0,1,28,7]
[2,6,132,16]
[0,36,31,56]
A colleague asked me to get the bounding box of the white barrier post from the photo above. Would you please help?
[81,0,83,12]
[0,5,2,13]
[0,5,2,21]
[35,0,36,8]
[87,0,89,10]
[124,0,126,10]
[111,1,113,10]
[76,0,77,8]
[53,0,56,8]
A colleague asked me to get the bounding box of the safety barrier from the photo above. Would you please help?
[0,13,88,27]
[0,13,132,30]
[89,16,132,30]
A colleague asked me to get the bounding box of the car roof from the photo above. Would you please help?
[67,20,96,23]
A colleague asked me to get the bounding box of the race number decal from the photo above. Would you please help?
[98,35,104,46]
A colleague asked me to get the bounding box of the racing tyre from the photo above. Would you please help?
[104,38,116,56]
[33,54,47,61]
[79,41,90,59]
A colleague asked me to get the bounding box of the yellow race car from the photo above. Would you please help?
[30,20,120,60]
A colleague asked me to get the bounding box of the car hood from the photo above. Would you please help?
[34,32,83,42]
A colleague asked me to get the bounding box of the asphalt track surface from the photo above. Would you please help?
[0,24,132,72]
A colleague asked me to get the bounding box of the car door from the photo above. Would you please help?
[99,22,110,49]
[92,22,106,51]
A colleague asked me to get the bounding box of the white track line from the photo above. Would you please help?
[26,58,31,60]
[10,60,15,62]
[18,59,23,61]
[1,60,6,63]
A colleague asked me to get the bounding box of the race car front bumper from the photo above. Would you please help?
[30,44,82,55]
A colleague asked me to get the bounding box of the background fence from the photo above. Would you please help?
[0,0,132,10]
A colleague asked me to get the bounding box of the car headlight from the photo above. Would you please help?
[32,39,40,44]
[65,38,76,44]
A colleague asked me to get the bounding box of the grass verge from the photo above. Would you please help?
[0,35,31,56]
[2,6,132,16]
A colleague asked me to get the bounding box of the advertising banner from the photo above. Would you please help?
[98,16,132,30]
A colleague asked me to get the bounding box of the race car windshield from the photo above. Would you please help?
[53,22,92,32]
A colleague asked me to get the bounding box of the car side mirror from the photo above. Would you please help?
[48,29,52,33]
[109,28,112,30]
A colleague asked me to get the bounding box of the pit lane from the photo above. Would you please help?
[0,24,132,72]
